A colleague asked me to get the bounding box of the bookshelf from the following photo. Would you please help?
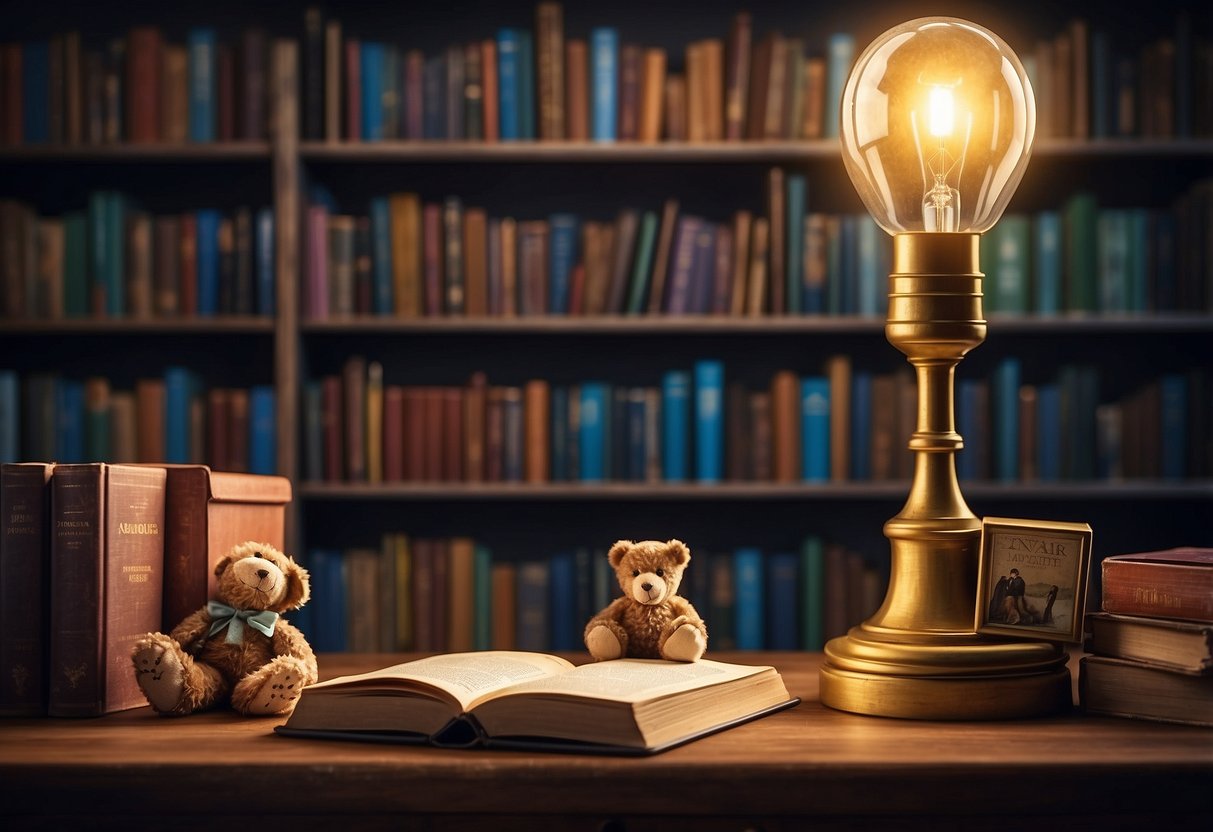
[1,0,1210,657]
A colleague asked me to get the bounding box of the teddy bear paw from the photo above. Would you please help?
[662,623,706,662]
[131,635,186,713]
[586,625,624,660]
[242,662,306,716]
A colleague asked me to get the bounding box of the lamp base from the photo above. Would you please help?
[820,626,1071,720]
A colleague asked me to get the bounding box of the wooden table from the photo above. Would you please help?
[1,652,1209,831]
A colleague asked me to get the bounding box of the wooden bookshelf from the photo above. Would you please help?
[0,143,272,162]
[0,317,276,335]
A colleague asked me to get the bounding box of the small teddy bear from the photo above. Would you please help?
[584,539,708,662]
[131,541,317,716]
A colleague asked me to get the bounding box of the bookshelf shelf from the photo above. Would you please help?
[297,481,1213,502]
[298,314,1213,336]
[0,317,276,335]
[0,143,273,163]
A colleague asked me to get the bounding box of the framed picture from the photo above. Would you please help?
[975,517,1093,643]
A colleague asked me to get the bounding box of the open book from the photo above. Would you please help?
[275,651,798,755]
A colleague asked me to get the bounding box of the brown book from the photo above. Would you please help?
[745,217,770,315]
[37,219,64,319]
[0,463,54,715]
[1018,385,1038,481]
[826,355,851,482]
[1069,19,1089,140]
[84,379,110,460]
[239,29,267,141]
[384,385,405,482]
[500,217,517,317]
[160,45,188,144]
[385,533,412,650]
[126,27,162,143]
[411,539,434,651]
[430,539,449,650]
[324,20,343,142]
[517,220,548,316]
[2,44,22,145]
[135,379,164,463]
[160,466,290,633]
[422,203,443,316]
[366,361,384,484]
[217,43,236,142]
[321,376,342,482]
[403,49,424,140]
[745,34,774,140]
[663,74,687,141]
[729,211,752,317]
[463,208,488,316]
[109,392,136,463]
[580,222,607,315]
[638,48,665,144]
[64,31,83,144]
[801,58,825,139]
[422,388,444,482]
[345,548,379,653]
[606,210,639,314]
[781,39,804,140]
[702,39,724,141]
[618,44,642,142]
[749,392,773,481]
[126,211,153,318]
[724,13,752,141]
[178,213,198,315]
[766,168,786,314]
[490,562,517,649]
[1080,655,1213,727]
[685,42,705,142]
[481,39,499,143]
[342,356,366,481]
[206,389,230,471]
[771,371,800,482]
[710,224,734,314]
[536,2,565,141]
[403,388,426,481]
[565,39,588,141]
[49,464,165,716]
[447,538,475,653]
[646,199,679,314]
[1101,548,1213,623]
[389,193,422,317]
[464,372,487,482]
[345,39,361,141]
[869,374,897,481]
[442,388,464,482]
[524,379,551,483]
[226,389,250,473]
[725,383,750,480]
[1086,612,1213,674]
[153,215,179,316]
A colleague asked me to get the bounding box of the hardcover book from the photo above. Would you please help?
[1100,547,1213,622]
[0,463,53,714]
[1080,654,1213,727]
[1086,612,1212,674]
[276,651,796,756]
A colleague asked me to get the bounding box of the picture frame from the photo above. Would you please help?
[975,517,1093,643]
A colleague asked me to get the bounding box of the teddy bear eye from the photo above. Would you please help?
[656,569,664,577]
[632,570,640,577]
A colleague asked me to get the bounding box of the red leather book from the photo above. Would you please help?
[463,373,487,483]
[344,39,361,141]
[422,203,443,316]
[481,39,499,143]
[342,356,367,482]
[1101,549,1213,623]
[383,385,405,482]
[178,214,198,316]
[126,27,162,143]
[403,388,426,481]
[423,388,444,482]
[442,388,464,482]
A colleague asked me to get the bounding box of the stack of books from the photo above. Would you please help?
[1080,547,1213,727]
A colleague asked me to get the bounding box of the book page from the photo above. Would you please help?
[487,658,770,705]
[308,651,575,711]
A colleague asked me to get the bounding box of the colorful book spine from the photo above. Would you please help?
[578,382,609,482]
[993,358,1020,482]
[824,34,854,138]
[694,360,724,483]
[733,547,764,650]
[850,372,871,480]
[187,29,217,142]
[497,29,521,140]
[1036,382,1062,481]
[786,175,806,314]
[255,208,275,316]
[517,30,536,140]
[800,376,830,482]
[249,385,276,475]
[548,213,578,314]
[548,551,576,650]
[360,43,385,141]
[1033,211,1062,315]
[591,28,618,141]
[800,535,825,650]
[765,552,799,650]
[661,370,690,481]
[54,380,83,463]
[164,367,197,463]
[195,209,221,316]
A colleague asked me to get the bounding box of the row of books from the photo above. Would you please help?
[295,533,879,655]
[303,5,855,143]
[0,369,277,475]
[0,27,272,146]
[1031,17,1213,140]
[0,197,275,321]
[0,463,291,716]
[1080,547,1213,727]
[304,356,1211,486]
[303,177,1213,322]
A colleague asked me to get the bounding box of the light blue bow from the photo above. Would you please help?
[207,601,279,645]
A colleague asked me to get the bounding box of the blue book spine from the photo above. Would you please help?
[497,29,521,140]
[360,43,385,141]
[249,385,276,475]
[786,176,806,313]
[311,549,348,653]
[1160,374,1187,480]
[994,358,1020,482]
[957,380,980,482]
[255,208,275,317]
[515,562,549,652]
[164,367,196,463]
[548,552,576,650]
[518,30,536,140]
[0,371,18,462]
[578,383,609,482]
[800,377,830,482]
[856,216,880,316]
[825,34,855,138]
[548,213,578,314]
[850,371,871,480]
[550,386,569,481]
[1033,212,1062,315]
[195,210,221,316]
[590,28,618,141]
[694,360,724,483]
[55,380,84,463]
[1036,383,1062,482]
[422,56,446,140]
[766,552,799,650]
[104,193,125,318]
[369,198,393,315]
[187,29,217,142]
[626,391,645,482]
[733,548,764,650]
[1097,210,1129,313]
[661,371,690,481]
[839,216,858,314]
[22,42,50,143]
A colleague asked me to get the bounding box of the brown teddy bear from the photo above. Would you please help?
[131,541,317,716]
[584,539,707,662]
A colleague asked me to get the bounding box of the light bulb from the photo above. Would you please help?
[840,17,1035,234]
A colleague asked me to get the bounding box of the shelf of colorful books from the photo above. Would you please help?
[0,317,276,335]
[0,143,273,163]
[297,481,1213,502]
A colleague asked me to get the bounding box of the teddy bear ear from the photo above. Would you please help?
[665,539,690,565]
[607,540,634,568]
[213,555,233,577]
[280,560,311,610]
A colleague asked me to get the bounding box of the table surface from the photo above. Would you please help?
[1,651,1210,831]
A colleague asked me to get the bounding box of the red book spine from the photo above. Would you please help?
[481,40,498,143]
[321,376,343,482]
[126,27,162,143]
[423,388,444,481]
[383,385,405,482]
[178,214,198,316]
[344,39,361,141]
[422,203,443,316]
[403,388,425,481]
[1102,554,1213,623]
[442,388,464,481]
[206,389,229,471]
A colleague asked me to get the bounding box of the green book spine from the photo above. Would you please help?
[105,192,126,318]
[625,211,658,315]
[1064,193,1098,313]
[473,543,493,651]
[997,215,1031,315]
[800,535,825,650]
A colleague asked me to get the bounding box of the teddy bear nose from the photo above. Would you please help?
[256,569,269,580]
[641,582,652,591]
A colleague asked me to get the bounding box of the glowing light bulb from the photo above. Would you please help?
[840,17,1035,234]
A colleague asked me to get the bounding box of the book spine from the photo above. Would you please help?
[515,561,549,652]
[661,370,690,482]
[733,547,764,650]
[23,41,50,144]
[824,34,854,138]
[994,358,1021,482]
[0,463,53,715]
[548,213,578,315]
[443,197,465,315]
[766,552,798,650]
[694,361,724,483]
[164,367,195,463]
[800,377,830,482]
[496,30,520,141]
[1102,560,1213,622]
[800,535,825,650]
[161,467,209,632]
[590,28,618,141]
[360,43,384,142]
[187,29,216,142]
[517,30,535,140]
[369,198,393,316]
[548,551,575,650]
[578,383,608,482]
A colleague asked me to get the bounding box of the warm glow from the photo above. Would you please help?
[928,86,955,137]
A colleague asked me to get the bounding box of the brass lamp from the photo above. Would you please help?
[819,17,1071,718]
